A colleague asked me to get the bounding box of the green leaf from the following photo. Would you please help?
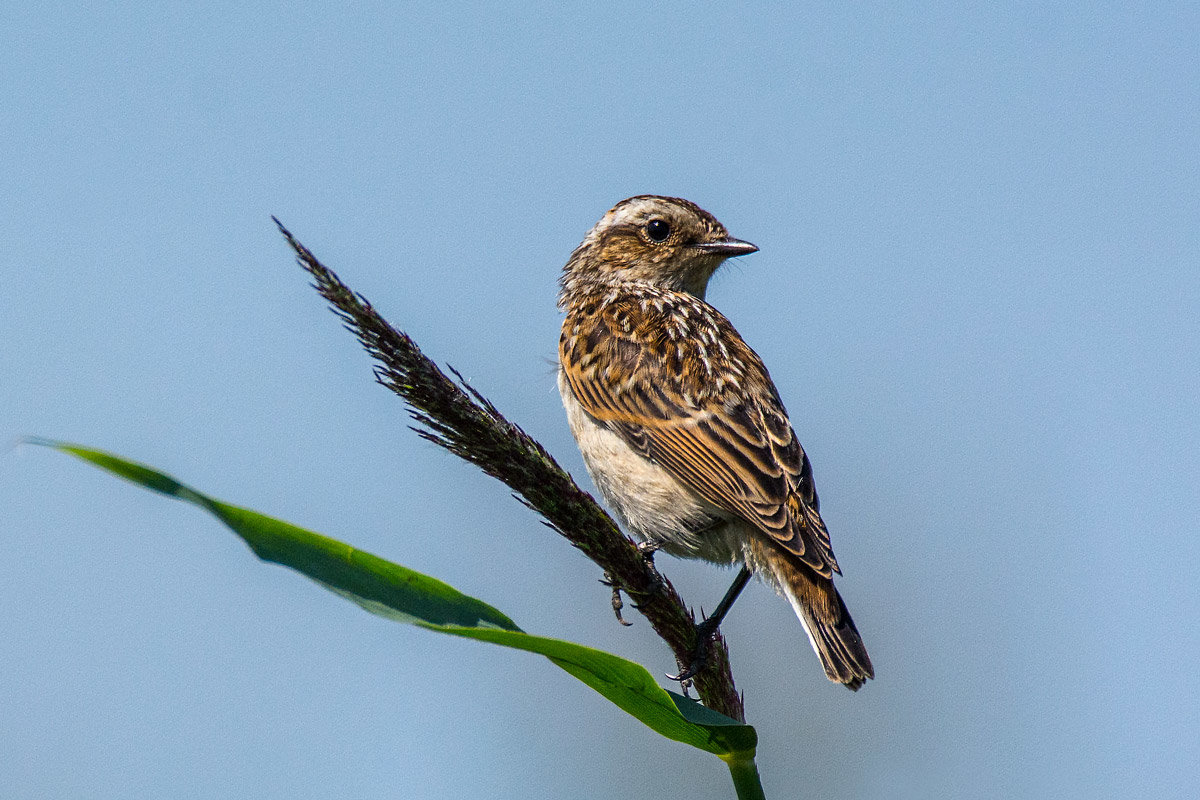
[34,440,756,758]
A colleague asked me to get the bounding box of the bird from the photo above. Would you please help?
[557,195,873,690]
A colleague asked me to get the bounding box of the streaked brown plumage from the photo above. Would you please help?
[557,195,873,690]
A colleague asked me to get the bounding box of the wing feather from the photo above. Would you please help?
[561,290,841,577]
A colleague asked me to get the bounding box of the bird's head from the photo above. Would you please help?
[561,196,757,301]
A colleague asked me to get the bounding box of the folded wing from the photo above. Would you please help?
[560,291,840,578]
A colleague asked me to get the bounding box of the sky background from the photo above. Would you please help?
[3,3,1198,798]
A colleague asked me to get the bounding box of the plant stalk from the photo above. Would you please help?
[275,219,746,721]
[723,752,767,800]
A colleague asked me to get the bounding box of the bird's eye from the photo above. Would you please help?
[645,219,671,243]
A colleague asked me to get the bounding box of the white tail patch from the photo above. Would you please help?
[781,581,822,661]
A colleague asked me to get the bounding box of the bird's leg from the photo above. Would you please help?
[636,540,663,585]
[667,566,753,683]
[599,571,633,626]
[602,542,668,625]
[623,540,665,609]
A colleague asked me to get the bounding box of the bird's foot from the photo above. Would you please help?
[599,571,634,626]
[666,613,723,683]
[667,565,752,681]
[630,541,666,599]
[636,540,660,562]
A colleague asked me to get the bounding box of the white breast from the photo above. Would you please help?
[557,368,737,561]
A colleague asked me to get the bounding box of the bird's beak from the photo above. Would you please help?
[691,237,759,257]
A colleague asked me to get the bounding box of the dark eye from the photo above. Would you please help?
[645,219,671,243]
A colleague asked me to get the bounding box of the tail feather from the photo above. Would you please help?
[757,543,873,690]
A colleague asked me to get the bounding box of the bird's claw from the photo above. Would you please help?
[600,572,634,626]
[666,615,722,683]
[633,541,667,595]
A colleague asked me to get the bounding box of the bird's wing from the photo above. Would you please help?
[560,291,840,577]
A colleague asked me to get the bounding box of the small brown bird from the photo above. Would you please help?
[557,196,873,690]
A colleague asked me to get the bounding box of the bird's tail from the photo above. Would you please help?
[756,544,874,690]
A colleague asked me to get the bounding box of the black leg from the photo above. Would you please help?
[626,541,665,607]
[599,571,634,626]
[667,566,753,682]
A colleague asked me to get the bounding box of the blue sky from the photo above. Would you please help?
[4,3,1198,798]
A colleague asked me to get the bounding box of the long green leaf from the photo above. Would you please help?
[35,440,756,758]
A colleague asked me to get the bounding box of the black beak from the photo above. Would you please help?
[691,237,759,257]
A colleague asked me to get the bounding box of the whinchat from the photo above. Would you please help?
[557,196,873,690]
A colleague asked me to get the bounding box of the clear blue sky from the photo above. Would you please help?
[4,3,1198,798]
